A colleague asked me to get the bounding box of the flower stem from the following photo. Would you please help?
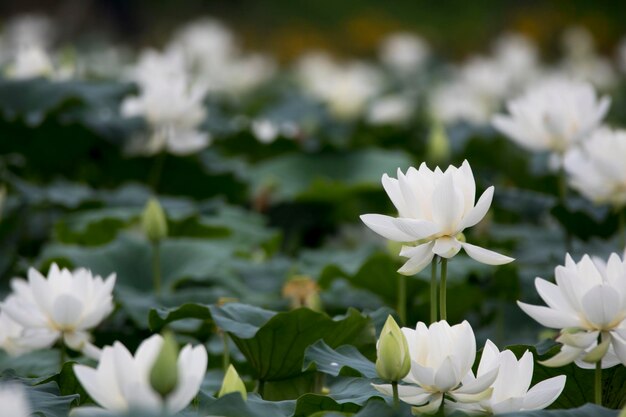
[430,257,438,323]
[149,152,166,192]
[558,165,573,252]
[618,208,625,249]
[392,381,399,409]
[222,332,231,372]
[59,340,67,370]
[257,380,265,398]
[439,258,448,321]
[595,359,602,405]
[397,274,406,325]
[152,241,162,295]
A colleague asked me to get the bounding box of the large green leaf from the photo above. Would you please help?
[303,340,377,379]
[0,372,79,417]
[245,149,413,202]
[210,304,373,382]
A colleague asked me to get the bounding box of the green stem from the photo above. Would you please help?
[439,258,448,321]
[152,241,162,295]
[558,164,573,252]
[257,380,265,398]
[430,257,438,323]
[397,274,406,325]
[149,152,167,192]
[595,359,602,405]
[222,332,231,372]
[618,208,625,249]
[59,340,67,370]
[392,381,399,409]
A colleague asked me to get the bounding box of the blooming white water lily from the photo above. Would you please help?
[296,52,383,119]
[518,253,626,368]
[361,160,514,275]
[1,263,115,359]
[123,49,209,156]
[450,340,566,415]
[373,320,498,414]
[0,311,57,356]
[366,95,414,126]
[563,127,626,207]
[492,77,610,155]
[379,32,430,74]
[72,334,207,416]
[0,383,31,417]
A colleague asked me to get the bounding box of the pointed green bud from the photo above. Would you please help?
[375,315,411,382]
[426,120,450,164]
[142,198,168,243]
[218,364,247,400]
[149,332,179,397]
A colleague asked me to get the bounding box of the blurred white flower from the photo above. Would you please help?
[73,334,207,416]
[373,320,498,414]
[0,383,31,417]
[367,95,414,126]
[0,311,57,357]
[492,33,540,88]
[2,14,54,49]
[564,127,626,206]
[450,340,566,415]
[6,46,54,79]
[429,81,494,125]
[168,18,276,95]
[379,32,430,74]
[296,52,383,119]
[361,160,513,275]
[492,77,610,155]
[518,253,626,368]
[1,263,115,359]
[123,49,209,155]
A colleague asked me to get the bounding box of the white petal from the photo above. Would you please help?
[432,237,462,259]
[398,242,435,275]
[432,171,464,233]
[457,186,494,232]
[392,218,440,241]
[517,301,580,329]
[165,344,208,413]
[580,285,621,328]
[51,294,84,329]
[522,375,566,410]
[461,242,514,265]
[360,214,416,242]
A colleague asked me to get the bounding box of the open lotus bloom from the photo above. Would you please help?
[492,77,610,155]
[0,263,115,359]
[518,253,626,368]
[373,320,498,414]
[360,160,514,275]
[122,49,209,156]
[72,334,207,416]
[0,311,57,357]
[450,341,566,415]
[564,127,626,207]
[0,383,31,417]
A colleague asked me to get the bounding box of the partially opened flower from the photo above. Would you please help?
[492,78,610,156]
[564,127,626,207]
[0,311,57,356]
[450,341,566,415]
[1,263,115,359]
[518,253,626,368]
[73,334,207,416]
[373,320,498,414]
[0,383,31,417]
[360,160,514,275]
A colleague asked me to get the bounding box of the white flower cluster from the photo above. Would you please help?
[374,320,566,414]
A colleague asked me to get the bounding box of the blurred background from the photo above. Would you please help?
[2,0,626,60]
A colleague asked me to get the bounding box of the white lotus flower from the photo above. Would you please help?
[1,263,115,359]
[563,127,626,207]
[450,340,566,415]
[72,334,207,416]
[366,95,414,126]
[0,311,57,356]
[518,253,626,368]
[360,160,514,275]
[0,383,31,417]
[379,32,430,74]
[492,78,610,155]
[373,321,498,414]
[122,49,209,155]
[296,52,383,119]
[6,46,54,79]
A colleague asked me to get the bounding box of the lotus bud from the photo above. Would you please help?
[426,120,450,163]
[218,364,247,400]
[142,198,168,243]
[376,315,410,381]
[149,331,179,397]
